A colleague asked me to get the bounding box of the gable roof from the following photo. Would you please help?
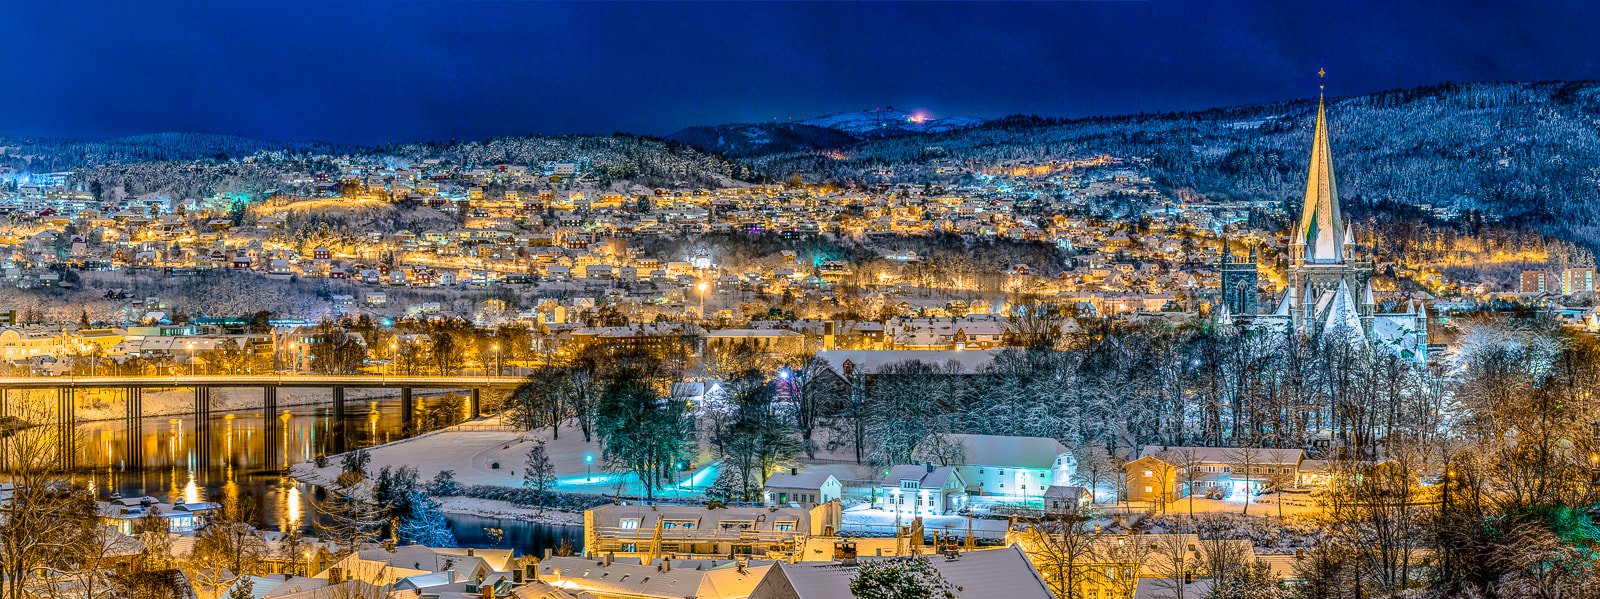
[750,545,1053,599]
[939,434,1066,469]
[763,472,839,490]
[1134,446,1304,467]
[880,465,962,490]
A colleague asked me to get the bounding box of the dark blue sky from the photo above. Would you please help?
[3,1,1597,145]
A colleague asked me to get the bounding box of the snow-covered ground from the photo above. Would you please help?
[434,496,584,526]
[291,417,722,499]
[1110,492,1324,519]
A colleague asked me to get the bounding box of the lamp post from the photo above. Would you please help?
[586,453,594,482]
[492,344,500,377]
[187,342,195,376]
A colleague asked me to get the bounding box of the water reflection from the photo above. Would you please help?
[67,392,583,555]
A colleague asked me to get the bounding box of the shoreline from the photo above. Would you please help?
[286,462,586,527]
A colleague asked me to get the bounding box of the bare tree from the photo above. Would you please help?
[1147,534,1203,599]
[1223,445,1263,515]
[0,412,100,599]
[1167,448,1206,517]
[1072,444,1115,506]
[1014,506,1104,599]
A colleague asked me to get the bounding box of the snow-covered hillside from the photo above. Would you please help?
[798,108,985,138]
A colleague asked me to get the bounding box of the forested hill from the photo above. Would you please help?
[386,134,758,187]
[752,81,1600,246]
[0,132,357,171]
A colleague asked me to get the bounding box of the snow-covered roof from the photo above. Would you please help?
[880,465,962,490]
[763,472,838,490]
[937,434,1067,470]
[1135,445,1304,467]
[756,544,1053,599]
[534,556,772,599]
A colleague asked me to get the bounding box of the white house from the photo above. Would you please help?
[763,470,841,508]
[923,434,1075,503]
[876,464,966,516]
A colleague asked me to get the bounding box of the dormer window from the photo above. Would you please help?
[901,480,919,489]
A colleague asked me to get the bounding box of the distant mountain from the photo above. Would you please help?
[797,108,986,138]
[667,108,985,157]
[750,81,1600,247]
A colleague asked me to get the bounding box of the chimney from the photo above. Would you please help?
[926,463,934,473]
[526,564,538,582]
[1185,572,1193,584]
[791,468,798,476]
[467,548,475,557]
[544,548,553,560]
[604,552,614,566]
[513,570,524,584]
[664,559,671,572]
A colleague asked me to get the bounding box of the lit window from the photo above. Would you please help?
[1145,486,1152,493]
[619,519,640,529]
[1144,470,1153,477]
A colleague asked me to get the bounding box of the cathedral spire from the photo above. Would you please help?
[1297,69,1345,264]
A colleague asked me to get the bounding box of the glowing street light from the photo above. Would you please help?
[586,453,594,482]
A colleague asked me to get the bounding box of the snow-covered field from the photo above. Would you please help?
[291,417,721,499]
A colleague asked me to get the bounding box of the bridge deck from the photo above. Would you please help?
[0,375,526,389]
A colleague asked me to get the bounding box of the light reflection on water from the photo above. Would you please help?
[65,391,582,555]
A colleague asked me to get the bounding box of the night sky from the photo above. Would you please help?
[3,0,1597,145]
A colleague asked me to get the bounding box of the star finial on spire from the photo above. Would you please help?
[1318,67,1326,97]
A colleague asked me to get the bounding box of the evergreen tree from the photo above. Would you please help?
[848,556,960,599]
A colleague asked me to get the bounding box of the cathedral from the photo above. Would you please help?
[1222,89,1429,363]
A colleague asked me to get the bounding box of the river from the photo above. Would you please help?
[68,393,584,556]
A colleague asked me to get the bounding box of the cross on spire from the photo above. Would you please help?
[1319,67,1326,97]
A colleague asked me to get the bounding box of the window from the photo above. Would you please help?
[999,470,1005,476]
[776,521,796,531]
[999,483,1004,488]
[901,481,919,489]
[1144,470,1153,477]
[621,543,637,552]
[619,519,640,529]
[1145,486,1153,493]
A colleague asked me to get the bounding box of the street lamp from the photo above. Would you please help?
[492,344,500,376]
[586,453,594,482]
[697,282,709,319]
[186,342,195,377]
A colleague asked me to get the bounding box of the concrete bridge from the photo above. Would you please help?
[0,375,526,470]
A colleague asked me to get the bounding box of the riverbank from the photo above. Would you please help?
[436,496,585,526]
